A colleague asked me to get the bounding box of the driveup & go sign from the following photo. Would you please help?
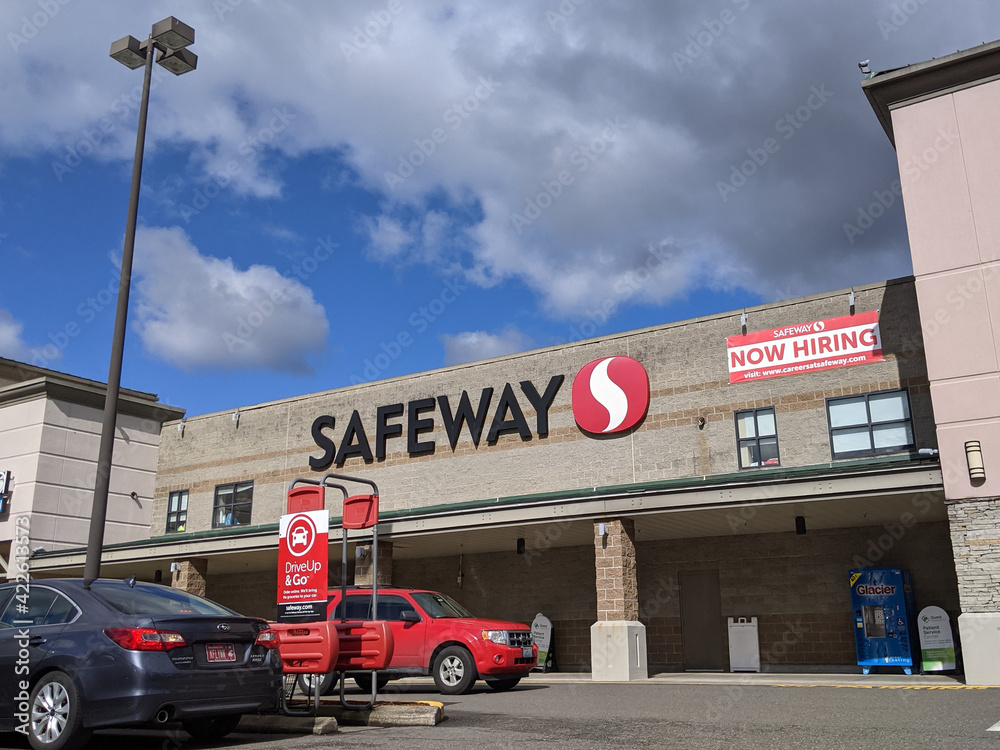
[727,311,882,384]
[277,509,328,621]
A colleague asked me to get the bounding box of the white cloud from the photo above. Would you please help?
[2,0,987,319]
[131,226,329,372]
[441,327,530,366]
[0,308,31,361]
[363,215,413,259]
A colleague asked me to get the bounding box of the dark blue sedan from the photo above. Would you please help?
[0,578,282,750]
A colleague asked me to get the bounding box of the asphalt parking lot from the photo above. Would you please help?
[3,674,999,750]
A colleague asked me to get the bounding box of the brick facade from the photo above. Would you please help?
[595,519,639,621]
[171,557,208,597]
[151,279,933,536]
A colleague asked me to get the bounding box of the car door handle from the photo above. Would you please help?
[29,636,46,647]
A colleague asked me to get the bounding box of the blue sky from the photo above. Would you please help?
[2,1,998,417]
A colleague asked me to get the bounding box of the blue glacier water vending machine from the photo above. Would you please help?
[849,567,917,675]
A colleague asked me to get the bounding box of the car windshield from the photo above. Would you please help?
[412,592,473,618]
[90,581,237,616]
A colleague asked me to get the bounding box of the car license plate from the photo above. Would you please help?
[522,646,533,659]
[206,643,236,662]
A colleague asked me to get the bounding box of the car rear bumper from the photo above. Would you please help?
[80,666,283,728]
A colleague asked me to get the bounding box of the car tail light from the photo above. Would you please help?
[105,628,187,651]
[255,629,280,649]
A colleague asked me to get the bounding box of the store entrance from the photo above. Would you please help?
[679,569,726,671]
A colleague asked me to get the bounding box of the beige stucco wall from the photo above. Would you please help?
[892,77,1000,501]
[1,395,162,552]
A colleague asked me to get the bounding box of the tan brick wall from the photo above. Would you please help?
[638,521,958,670]
[208,569,278,620]
[355,541,393,586]
[594,519,639,621]
[152,279,933,536]
[171,557,208,597]
[199,516,956,670]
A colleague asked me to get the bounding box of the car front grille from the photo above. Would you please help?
[506,630,532,648]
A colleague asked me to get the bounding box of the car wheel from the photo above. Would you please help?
[432,645,477,694]
[296,672,337,696]
[485,676,521,691]
[182,714,242,741]
[28,672,91,750]
[353,673,390,692]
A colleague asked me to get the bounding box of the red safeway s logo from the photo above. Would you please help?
[571,356,650,434]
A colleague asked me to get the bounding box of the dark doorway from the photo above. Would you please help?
[679,569,726,671]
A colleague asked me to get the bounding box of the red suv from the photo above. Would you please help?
[298,587,537,695]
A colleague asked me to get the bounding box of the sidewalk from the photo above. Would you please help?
[515,671,976,689]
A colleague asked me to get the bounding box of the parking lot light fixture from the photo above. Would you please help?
[84,17,197,588]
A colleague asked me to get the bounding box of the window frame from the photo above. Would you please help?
[826,388,915,460]
[212,480,254,529]
[734,406,780,469]
[165,489,189,534]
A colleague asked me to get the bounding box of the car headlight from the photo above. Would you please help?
[481,630,507,645]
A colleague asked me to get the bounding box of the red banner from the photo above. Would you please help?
[727,311,882,384]
[277,509,328,621]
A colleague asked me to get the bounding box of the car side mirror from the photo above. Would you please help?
[400,610,421,623]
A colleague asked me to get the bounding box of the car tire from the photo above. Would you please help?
[182,713,242,741]
[353,673,390,692]
[27,672,91,750]
[296,672,337,697]
[432,645,478,694]
[485,676,522,691]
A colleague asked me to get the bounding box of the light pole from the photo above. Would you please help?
[83,18,198,587]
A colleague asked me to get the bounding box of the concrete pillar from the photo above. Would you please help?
[948,498,1000,686]
[171,557,208,597]
[355,541,392,586]
[591,519,647,681]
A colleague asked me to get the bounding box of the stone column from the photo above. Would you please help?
[355,541,392,586]
[591,519,647,680]
[171,557,208,597]
[948,498,1000,686]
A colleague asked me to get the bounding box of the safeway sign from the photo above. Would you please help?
[727,311,882,384]
[277,509,328,621]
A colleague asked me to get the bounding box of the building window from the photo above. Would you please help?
[166,490,188,533]
[213,481,253,528]
[735,407,780,468]
[827,389,914,459]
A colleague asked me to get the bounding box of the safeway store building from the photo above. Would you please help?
[30,276,956,675]
[27,40,1000,683]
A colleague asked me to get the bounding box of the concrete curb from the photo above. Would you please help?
[238,715,339,735]
[236,701,444,734]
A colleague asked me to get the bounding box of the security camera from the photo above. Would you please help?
[858,60,872,78]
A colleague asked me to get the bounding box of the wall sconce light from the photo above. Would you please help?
[355,546,369,560]
[516,537,525,555]
[966,440,986,483]
[232,409,241,427]
[154,569,163,583]
[598,522,608,536]
[740,312,748,335]
[697,416,706,429]
[795,516,807,535]
[176,421,185,437]
[169,562,182,573]
[848,290,856,315]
